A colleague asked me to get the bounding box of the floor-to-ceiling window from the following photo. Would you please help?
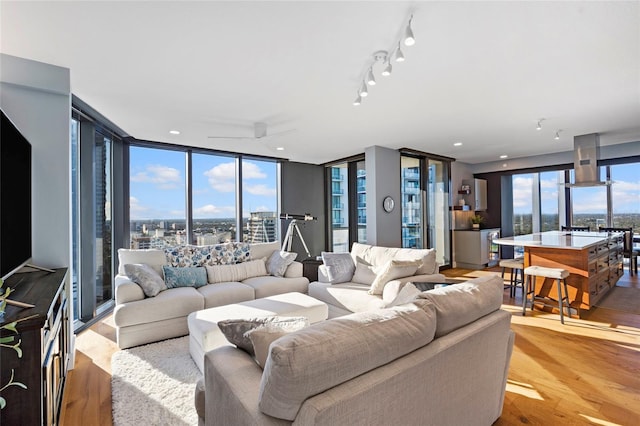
[241,159,278,243]
[328,163,350,252]
[356,160,366,243]
[427,159,450,267]
[129,146,187,248]
[327,159,367,253]
[610,163,640,230]
[512,173,534,236]
[570,168,607,230]
[401,157,422,248]
[540,171,561,231]
[95,132,112,307]
[70,118,80,322]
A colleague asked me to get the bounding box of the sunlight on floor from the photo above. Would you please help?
[579,414,622,426]
[75,328,116,374]
[505,379,544,401]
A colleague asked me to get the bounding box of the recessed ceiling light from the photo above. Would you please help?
[169,130,180,135]
[502,163,508,168]
[453,142,463,147]
[500,155,508,159]
[276,147,284,151]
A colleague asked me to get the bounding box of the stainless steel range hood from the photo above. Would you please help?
[565,133,610,187]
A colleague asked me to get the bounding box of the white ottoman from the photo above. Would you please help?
[188,292,328,373]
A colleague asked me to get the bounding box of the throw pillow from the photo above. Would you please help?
[123,263,167,297]
[218,316,309,355]
[384,282,421,307]
[368,259,422,295]
[205,258,267,284]
[321,252,355,284]
[266,250,297,277]
[351,261,378,285]
[245,322,307,368]
[162,265,208,288]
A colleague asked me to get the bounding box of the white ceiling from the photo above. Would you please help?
[2,1,639,165]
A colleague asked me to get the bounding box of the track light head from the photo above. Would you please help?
[359,81,368,97]
[395,43,405,62]
[536,118,545,131]
[353,94,362,106]
[554,130,561,140]
[381,61,392,76]
[404,15,415,46]
[366,67,376,86]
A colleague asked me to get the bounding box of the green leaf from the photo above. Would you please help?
[13,382,27,390]
[0,336,15,344]
[2,322,18,333]
[0,396,6,410]
[14,345,22,358]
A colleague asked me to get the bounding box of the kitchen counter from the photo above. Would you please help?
[493,231,624,314]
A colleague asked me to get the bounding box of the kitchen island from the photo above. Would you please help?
[494,231,624,316]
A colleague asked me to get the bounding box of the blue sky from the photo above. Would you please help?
[513,163,639,214]
[129,146,277,220]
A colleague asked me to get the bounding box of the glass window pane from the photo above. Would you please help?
[356,160,366,243]
[192,154,237,244]
[512,174,534,235]
[330,164,349,252]
[611,163,640,230]
[540,171,561,232]
[129,146,186,248]
[95,132,112,308]
[70,118,80,321]
[428,159,450,266]
[401,157,422,248]
[242,159,278,243]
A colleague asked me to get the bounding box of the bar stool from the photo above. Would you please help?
[523,266,571,324]
[499,258,524,297]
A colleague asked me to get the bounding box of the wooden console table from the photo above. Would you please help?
[0,268,70,426]
[494,231,623,316]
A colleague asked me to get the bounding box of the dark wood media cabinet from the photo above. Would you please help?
[1,268,70,426]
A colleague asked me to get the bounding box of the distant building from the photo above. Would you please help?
[246,211,277,243]
[197,233,218,245]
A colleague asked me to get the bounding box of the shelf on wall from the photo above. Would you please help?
[451,205,471,211]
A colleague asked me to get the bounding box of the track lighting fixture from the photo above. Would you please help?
[351,15,415,104]
[395,43,405,62]
[359,81,368,97]
[366,67,376,86]
[536,119,544,131]
[404,15,415,46]
[554,130,561,140]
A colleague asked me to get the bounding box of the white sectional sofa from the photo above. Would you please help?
[309,242,447,317]
[113,241,309,349]
[201,275,514,425]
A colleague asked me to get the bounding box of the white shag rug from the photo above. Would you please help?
[112,336,201,426]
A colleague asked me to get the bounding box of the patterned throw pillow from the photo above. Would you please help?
[218,316,309,355]
[124,263,167,297]
[162,265,208,288]
[266,250,297,277]
[321,252,355,284]
[164,242,251,267]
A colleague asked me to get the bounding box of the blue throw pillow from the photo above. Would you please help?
[162,266,207,288]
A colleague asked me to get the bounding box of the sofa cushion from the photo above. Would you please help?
[418,275,503,337]
[308,281,386,313]
[266,250,297,277]
[197,282,256,309]
[246,321,309,368]
[258,301,437,421]
[250,241,280,261]
[113,286,204,327]
[218,316,309,355]
[205,259,267,284]
[368,259,422,295]
[350,242,438,275]
[163,265,208,288]
[321,252,355,284]
[351,261,378,285]
[117,248,166,276]
[123,263,167,297]
[241,275,309,299]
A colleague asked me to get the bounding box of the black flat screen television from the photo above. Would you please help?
[0,109,32,281]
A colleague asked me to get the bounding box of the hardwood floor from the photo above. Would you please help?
[59,269,640,425]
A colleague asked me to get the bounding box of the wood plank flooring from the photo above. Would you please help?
[59,269,640,425]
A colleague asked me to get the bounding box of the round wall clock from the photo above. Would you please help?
[382,196,395,213]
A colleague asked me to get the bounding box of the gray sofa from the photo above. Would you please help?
[309,242,447,317]
[201,275,514,425]
[113,241,309,349]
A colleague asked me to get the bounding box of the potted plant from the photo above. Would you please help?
[471,214,484,230]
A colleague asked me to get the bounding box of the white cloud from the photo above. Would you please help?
[193,204,236,218]
[512,176,533,211]
[254,205,270,212]
[131,165,182,190]
[204,161,270,193]
[245,183,276,196]
[242,161,267,179]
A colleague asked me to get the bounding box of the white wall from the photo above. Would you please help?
[365,145,401,247]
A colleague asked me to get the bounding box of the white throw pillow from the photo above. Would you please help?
[351,261,378,285]
[368,259,422,295]
[205,258,267,283]
[385,282,421,307]
[266,250,297,277]
[321,252,355,284]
